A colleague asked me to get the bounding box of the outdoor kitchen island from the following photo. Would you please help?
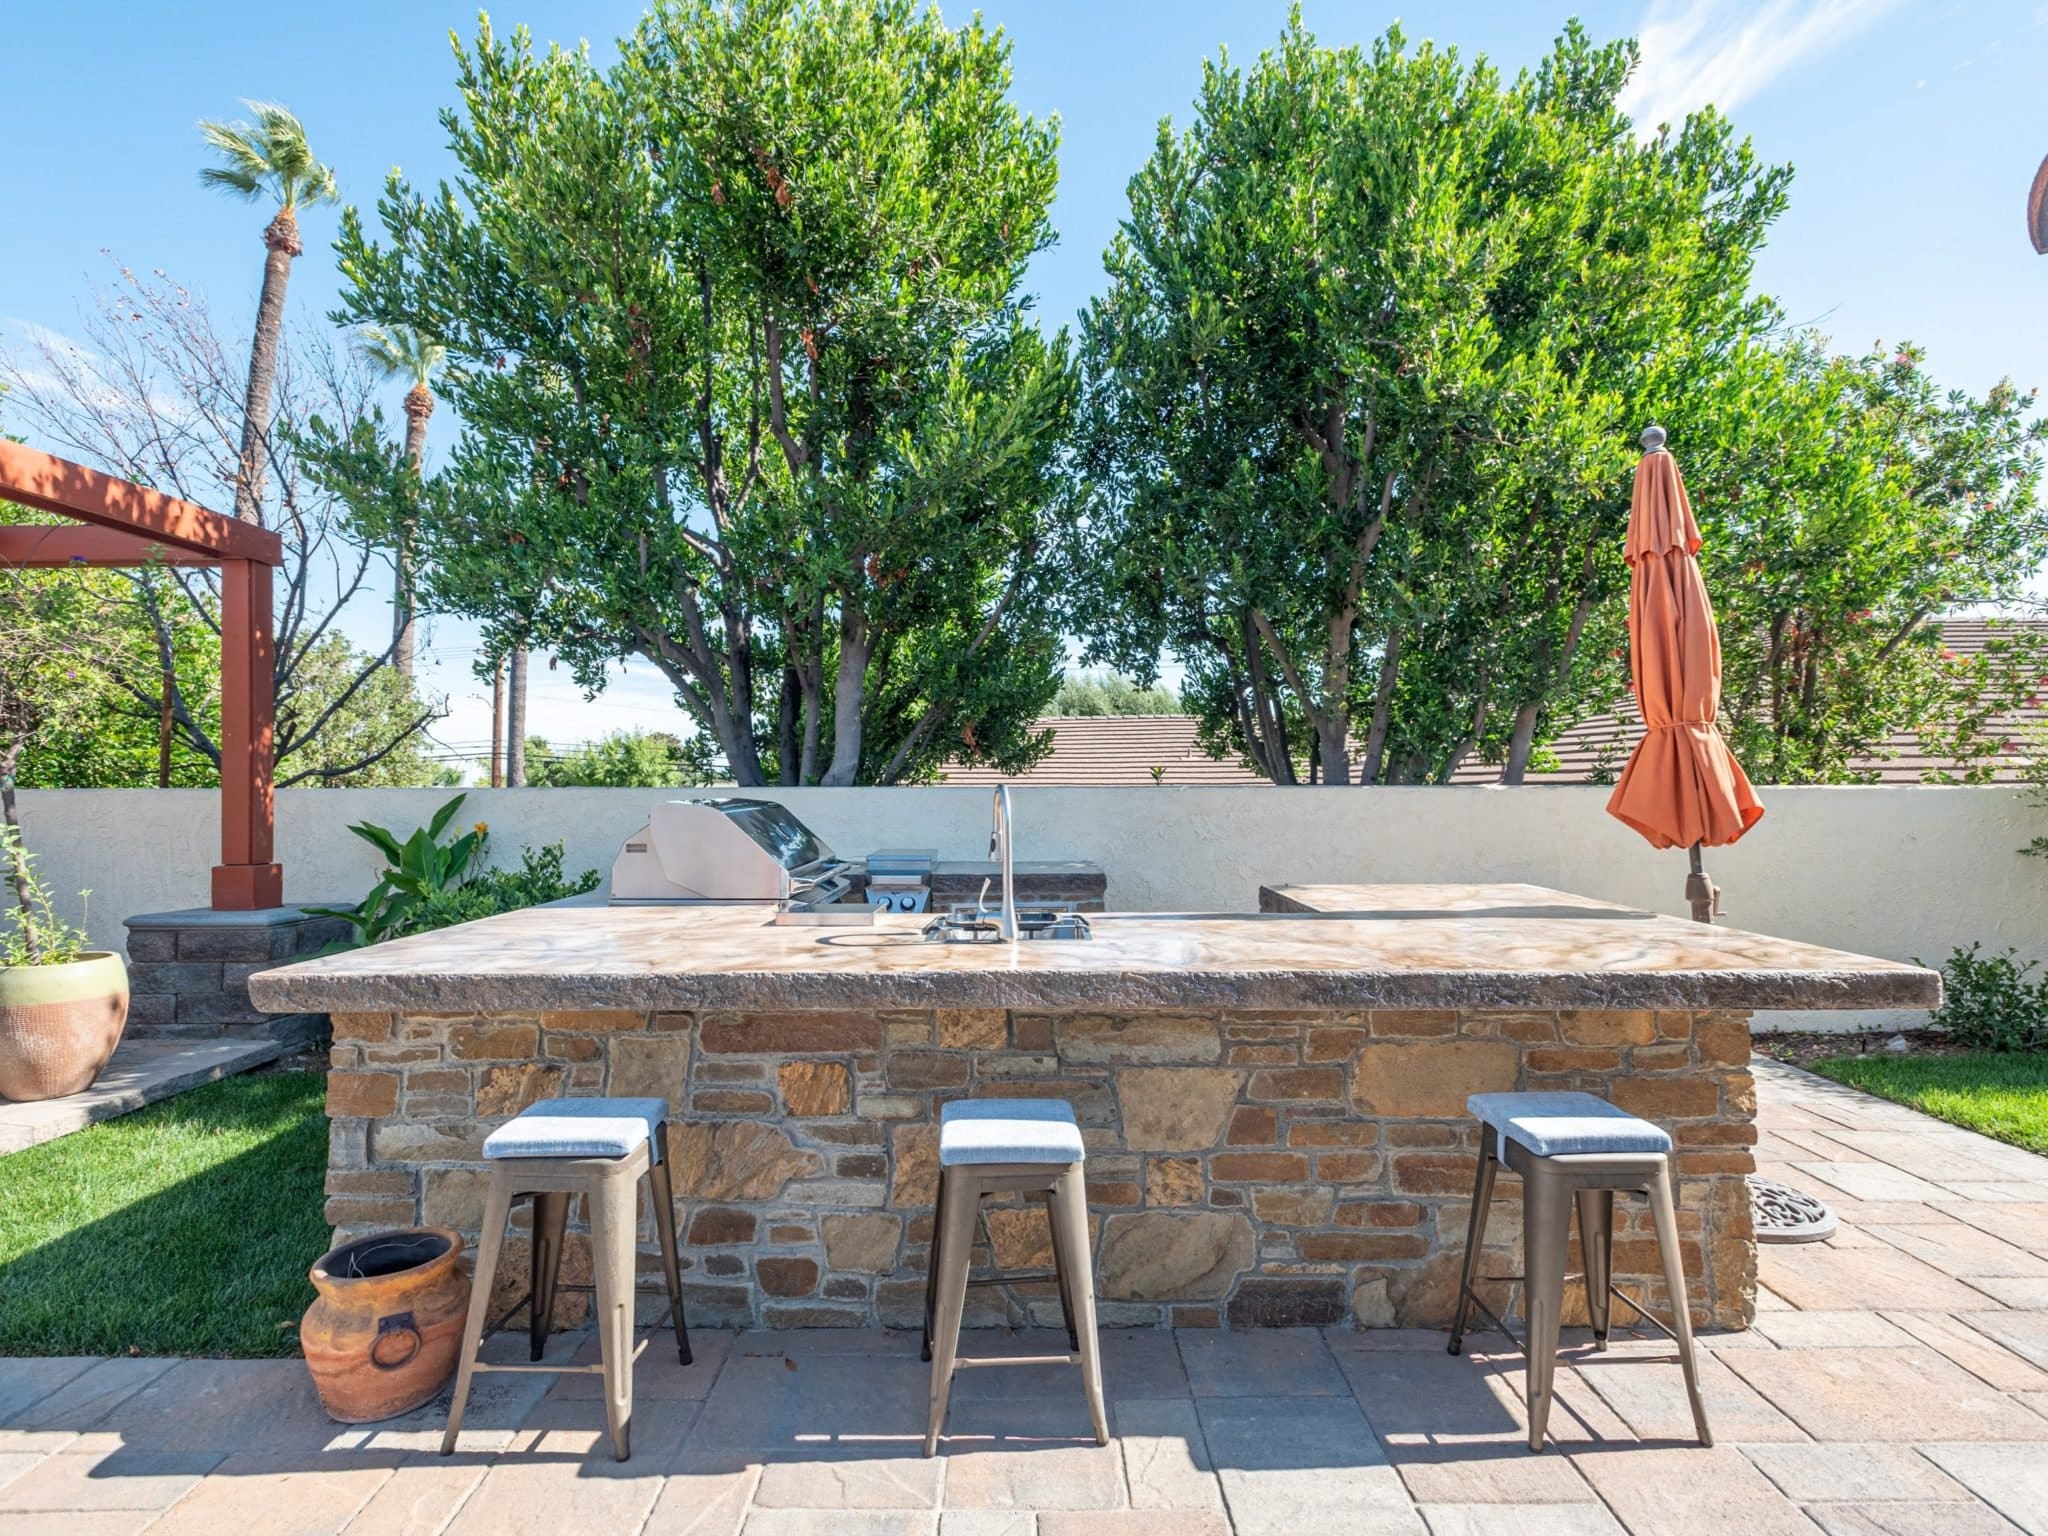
[250,882,1940,1335]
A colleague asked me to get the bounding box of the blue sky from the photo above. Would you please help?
[4,0,2043,766]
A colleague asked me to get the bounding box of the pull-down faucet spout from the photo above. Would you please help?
[989,786,1017,942]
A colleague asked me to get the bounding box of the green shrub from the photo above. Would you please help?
[0,828,93,966]
[306,794,599,948]
[1924,943,2048,1052]
[405,842,600,934]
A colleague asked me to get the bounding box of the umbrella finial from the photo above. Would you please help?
[1640,425,1667,453]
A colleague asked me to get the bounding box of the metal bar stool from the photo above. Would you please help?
[920,1098,1107,1456]
[1448,1090,1711,1452]
[440,1097,689,1460]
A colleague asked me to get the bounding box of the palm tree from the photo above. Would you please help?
[359,325,446,676]
[198,102,337,525]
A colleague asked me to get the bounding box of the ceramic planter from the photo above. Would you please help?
[302,1227,471,1423]
[0,950,128,1101]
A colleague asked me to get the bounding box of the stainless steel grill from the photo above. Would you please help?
[609,800,941,924]
[610,798,857,906]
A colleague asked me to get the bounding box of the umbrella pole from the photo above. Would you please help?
[1685,840,1719,924]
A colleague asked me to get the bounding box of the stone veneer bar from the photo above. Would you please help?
[254,883,1940,1334]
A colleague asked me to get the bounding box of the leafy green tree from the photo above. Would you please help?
[1684,337,2048,783]
[524,729,703,788]
[198,102,338,525]
[1048,670,1185,716]
[0,549,134,943]
[1077,15,1786,784]
[1,266,442,787]
[335,0,1074,787]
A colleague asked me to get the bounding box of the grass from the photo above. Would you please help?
[0,1070,329,1357]
[1807,1051,2048,1156]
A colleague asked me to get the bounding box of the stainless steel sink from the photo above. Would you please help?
[923,903,1092,943]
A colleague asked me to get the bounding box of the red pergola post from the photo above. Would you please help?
[0,442,286,911]
[213,558,282,909]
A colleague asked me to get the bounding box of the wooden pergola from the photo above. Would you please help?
[0,442,285,910]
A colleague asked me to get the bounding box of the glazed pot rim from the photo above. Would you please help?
[0,951,128,1009]
[312,1225,465,1287]
[0,951,122,970]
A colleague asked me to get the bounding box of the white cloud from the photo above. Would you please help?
[1618,0,1908,132]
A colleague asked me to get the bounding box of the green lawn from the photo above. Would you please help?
[0,1071,329,1357]
[1808,1052,2048,1156]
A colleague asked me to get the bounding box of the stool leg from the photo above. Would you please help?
[1042,1189,1081,1353]
[1522,1164,1571,1453]
[923,1168,980,1456]
[921,1168,947,1365]
[442,1170,513,1455]
[1053,1164,1108,1447]
[1649,1164,1713,1448]
[1447,1146,1497,1355]
[529,1190,570,1362]
[589,1167,639,1461]
[1575,1189,1615,1351]
[647,1151,692,1366]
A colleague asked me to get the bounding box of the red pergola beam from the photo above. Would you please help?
[0,526,221,568]
[0,442,283,911]
[0,441,280,566]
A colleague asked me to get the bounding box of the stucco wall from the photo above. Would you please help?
[16,783,2043,1029]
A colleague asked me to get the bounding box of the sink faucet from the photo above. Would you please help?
[988,786,1017,941]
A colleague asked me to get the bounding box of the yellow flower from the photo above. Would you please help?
[473,822,489,835]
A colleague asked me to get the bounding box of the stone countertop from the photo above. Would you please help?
[248,881,1940,1016]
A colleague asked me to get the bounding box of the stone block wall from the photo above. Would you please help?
[323,1005,1756,1332]
[126,907,350,1044]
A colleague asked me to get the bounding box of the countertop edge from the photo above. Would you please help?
[248,964,1942,1017]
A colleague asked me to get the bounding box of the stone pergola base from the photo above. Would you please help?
[125,906,348,1046]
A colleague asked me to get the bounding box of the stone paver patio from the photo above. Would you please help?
[3,1057,2047,1534]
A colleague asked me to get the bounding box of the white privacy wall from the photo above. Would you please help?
[17,783,2045,1030]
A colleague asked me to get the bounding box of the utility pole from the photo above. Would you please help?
[490,656,505,789]
[507,645,529,787]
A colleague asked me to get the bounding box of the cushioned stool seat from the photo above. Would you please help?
[445,1096,687,1462]
[923,1096,1105,1457]
[938,1098,1085,1166]
[483,1097,669,1161]
[1466,1090,1671,1160]
[1449,1088,1709,1453]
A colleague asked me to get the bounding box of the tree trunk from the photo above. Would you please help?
[821,607,872,786]
[1360,630,1402,784]
[490,657,505,788]
[395,384,433,677]
[507,646,528,787]
[800,655,822,784]
[1502,701,1543,784]
[777,664,800,785]
[233,207,301,526]
[1501,581,1598,784]
[157,665,175,788]
[1,736,36,959]
[1240,611,1296,785]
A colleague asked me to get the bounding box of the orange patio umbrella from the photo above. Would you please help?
[1605,426,1764,922]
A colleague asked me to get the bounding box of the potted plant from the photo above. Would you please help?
[0,542,130,1100]
[0,830,126,1100]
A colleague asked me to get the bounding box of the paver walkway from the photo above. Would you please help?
[2,1057,2046,1534]
[0,1037,281,1155]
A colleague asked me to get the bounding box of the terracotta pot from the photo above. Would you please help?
[302,1227,470,1423]
[0,951,128,1101]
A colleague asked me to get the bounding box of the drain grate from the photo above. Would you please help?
[1749,1174,1837,1243]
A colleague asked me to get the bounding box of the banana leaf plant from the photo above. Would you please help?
[304,794,487,948]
